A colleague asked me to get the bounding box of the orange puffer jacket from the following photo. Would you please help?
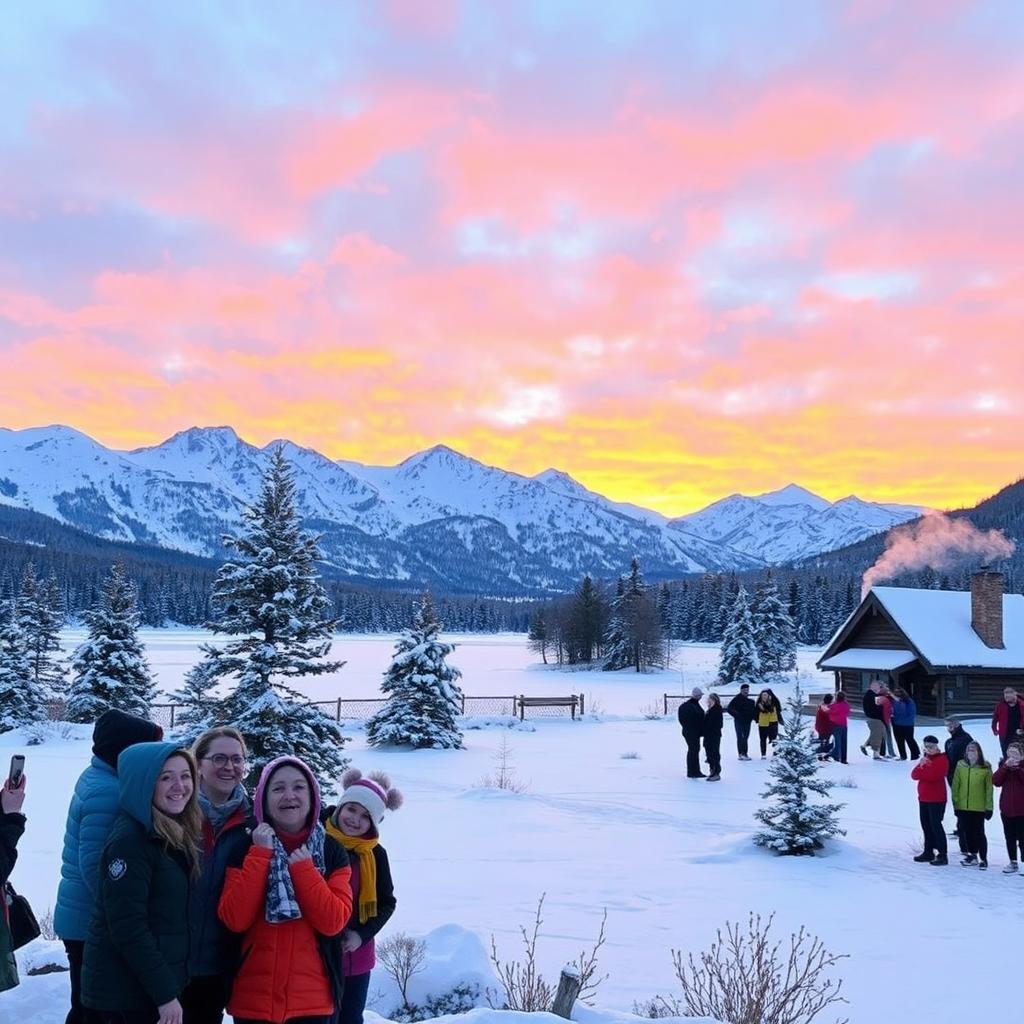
[219,843,353,1023]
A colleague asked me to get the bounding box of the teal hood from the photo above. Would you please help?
[116,741,184,830]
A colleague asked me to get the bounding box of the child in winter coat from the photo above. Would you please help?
[82,743,202,1024]
[827,692,851,764]
[324,769,402,1024]
[0,771,27,995]
[952,741,994,868]
[911,735,949,865]
[814,695,834,760]
[218,756,353,1024]
[993,741,1024,873]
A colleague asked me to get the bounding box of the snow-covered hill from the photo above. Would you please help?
[0,425,923,591]
[673,484,924,564]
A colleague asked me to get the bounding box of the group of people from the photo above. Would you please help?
[911,688,1024,870]
[2,708,402,1024]
[677,683,785,780]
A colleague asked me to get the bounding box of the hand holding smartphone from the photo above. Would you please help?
[8,755,25,790]
[1,754,26,814]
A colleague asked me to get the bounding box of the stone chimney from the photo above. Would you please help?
[971,568,1005,649]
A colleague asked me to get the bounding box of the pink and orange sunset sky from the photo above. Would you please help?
[1,1,1022,516]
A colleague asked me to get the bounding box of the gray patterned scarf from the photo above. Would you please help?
[264,823,328,923]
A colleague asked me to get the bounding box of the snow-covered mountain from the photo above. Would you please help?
[0,425,925,593]
[0,426,762,594]
[673,484,924,565]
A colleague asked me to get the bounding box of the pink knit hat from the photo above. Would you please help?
[336,768,403,827]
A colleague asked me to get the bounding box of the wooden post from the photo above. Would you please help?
[663,692,668,716]
[519,695,525,721]
[579,693,585,716]
[552,966,582,1018]
[170,704,176,730]
[336,697,342,723]
[461,693,466,715]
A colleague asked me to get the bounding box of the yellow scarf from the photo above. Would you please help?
[325,818,379,924]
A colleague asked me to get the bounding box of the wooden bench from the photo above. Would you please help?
[516,694,584,720]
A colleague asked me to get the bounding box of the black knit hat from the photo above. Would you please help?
[922,734,940,746]
[92,709,164,768]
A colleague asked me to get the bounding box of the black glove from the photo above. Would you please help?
[985,810,993,820]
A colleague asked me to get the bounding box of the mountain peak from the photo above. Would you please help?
[753,483,830,510]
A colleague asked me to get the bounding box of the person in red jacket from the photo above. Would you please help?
[219,756,352,1024]
[911,735,949,866]
[826,691,851,764]
[991,688,1024,758]
[814,695,834,760]
[993,741,1024,873]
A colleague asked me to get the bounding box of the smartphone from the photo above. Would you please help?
[8,755,25,790]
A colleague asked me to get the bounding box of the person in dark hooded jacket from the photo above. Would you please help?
[55,709,163,1024]
[1,772,27,995]
[945,717,974,848]
[82,742,202,1024]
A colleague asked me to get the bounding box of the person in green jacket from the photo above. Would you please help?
[1,771,27,995]
[82,742,202,1024]
[952,740,994,869]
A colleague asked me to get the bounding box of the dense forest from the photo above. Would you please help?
[1,473,1021,640]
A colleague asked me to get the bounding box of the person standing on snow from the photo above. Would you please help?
[911,735,950,866]
[944,717,974,850]
[814,695,834,760]
[827,691,851,764]
[952,740,994,869]
[993,741,1024,873]
[218,756,353,1024]
[703,693,724,781]
[755,689,782,759]
[678,688,706,779]
[323,769,403,1024]
[992,687,1024,758]
[859,679,886,760]
[1,771,27,995]
[181,727,254,1024]
[82,742,202,1024]
[891,688,920,760]
[725,683,756,761]
[55,709,164,1024]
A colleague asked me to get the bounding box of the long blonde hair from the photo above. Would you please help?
[151,748,203,878]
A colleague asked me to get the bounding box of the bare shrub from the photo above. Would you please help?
[478,734,528,793]
[37,906,56,941]
[831,776,858,789]
[672,913,848,1024]
[585,692,604,715]
[620,751,640,760]
[633,995,684,1018]
[378,932,427,1011]
[640,699,663,720]
[488,894,608,1011]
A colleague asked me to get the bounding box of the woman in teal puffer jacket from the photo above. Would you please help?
[55,709,162,1024]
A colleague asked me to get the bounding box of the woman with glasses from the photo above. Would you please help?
[181,727,253,1024]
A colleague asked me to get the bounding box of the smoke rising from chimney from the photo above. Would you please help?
[861,512,1016,597]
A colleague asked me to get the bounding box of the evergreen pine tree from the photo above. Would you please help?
[0,601,46,732]
[366,593,464,749]
[17,562,66,696]
[754,683,845,855]
[168,650,226,739]
[718,585,762,687]
[527,607,550,665]
[602,577,631,671]
[751,578,797,677]
[567,575,605,664]
[66,562,156,722]
[199,447,348,788]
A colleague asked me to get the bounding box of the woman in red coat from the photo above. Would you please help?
[219,756,352,1024]
[993,741,1024,873]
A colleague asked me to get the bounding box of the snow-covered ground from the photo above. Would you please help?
[0,634,1006,1023]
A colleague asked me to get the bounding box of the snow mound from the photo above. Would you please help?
[16,938,68,976]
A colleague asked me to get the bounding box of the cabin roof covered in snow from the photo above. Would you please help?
[821,586,1024,672]
[819,647,918,671]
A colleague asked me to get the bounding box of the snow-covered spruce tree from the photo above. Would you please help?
[168,652,225,742]
[202,447,347,788]
[66,562,156,722]
[0,601,47,732]
[751,579,797,676]
[754,683,845,855]
[602,576,631,671]
[17,562,66,696]
[366,593,464,749]
[718,585,762,687]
